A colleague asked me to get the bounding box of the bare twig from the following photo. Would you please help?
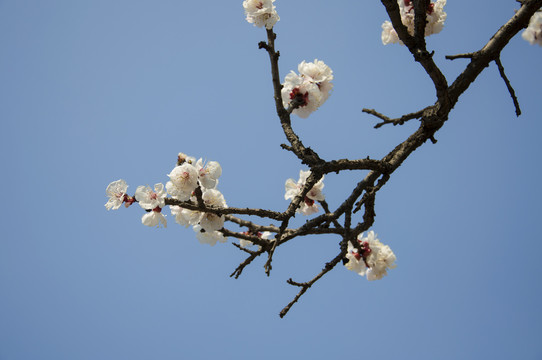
[445,52,476,60]
[363,108,425,128]
[494,57,521,116]
[279,251,345,318]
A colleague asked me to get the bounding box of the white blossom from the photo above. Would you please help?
[298,59,334,84]
[522,12,542,46]
[363,231,397,280]
[170,205,201,227]
[284,170,325,215]
[199,189,227,232]
[196,159,222,189]
[166,163,199,201]
[345,241,368,276]
[193,224,227,246]
[105,179,128,210]
[141,210,167,228]
[199,212,224,232]
[381,0,447,45]
[134,183,166,210]
[381,21,400,45]
[281,59,333,118]
[243,0,279,30]
[202,188,227,207]
[345,231,397,280]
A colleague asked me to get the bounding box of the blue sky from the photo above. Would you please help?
[1,1,541,359]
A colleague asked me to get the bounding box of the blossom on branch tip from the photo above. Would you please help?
[345,231,396,280]
[381,0,447,45]
[522,12,542,46]
[285,170,325,215]
[243,0,279,30]
[281,60,334,118]
[105,179,128,210]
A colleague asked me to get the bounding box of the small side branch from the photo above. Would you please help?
[363,108,424,128]
[279,251,345,318]
[445,52,476,61]
[495,57,521,116]
[230,247,266,279]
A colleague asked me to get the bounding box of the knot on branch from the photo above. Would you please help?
[421,105,443,131]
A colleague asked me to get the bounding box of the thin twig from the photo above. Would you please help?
[363,108,425,128]
[279,251,345,318]
[445,52,476,60]
[494,57,521,116]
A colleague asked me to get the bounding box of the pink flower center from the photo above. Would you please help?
[256,1,263,9]
[304,196,314,206]
[150,192,157,200]
[152,206,162,213]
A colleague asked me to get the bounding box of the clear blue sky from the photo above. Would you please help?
[1,1,541,359]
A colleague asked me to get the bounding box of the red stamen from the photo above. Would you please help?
[304,196,314,206]
[289,87,309,107]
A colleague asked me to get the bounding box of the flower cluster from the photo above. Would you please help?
[105,152,227,239]
[284,170,325,215]
[522,11,542,46]
[281,60,334,118]
[167,153,227,245]
[345,231,397,280]
[381,0,447,45]
[243,0,279,30]
[171,188,228,246]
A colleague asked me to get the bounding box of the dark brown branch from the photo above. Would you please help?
[320,200,343,229]
[322,158,391,173]
[380,0,450,104]
[230,247,266,279]
[223,215,279,233]
[445,52,475,60]
[279,250,345,318]
[413,0,430,46]
[447,0,542,107]
[261,29,324,167]
[363,108,425,128]
[221,228,273,249]
[165,198,285,221]
[494,57,521,116]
